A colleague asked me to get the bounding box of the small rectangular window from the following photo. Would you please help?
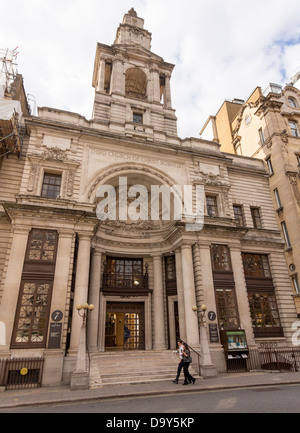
[274,188,282,210]
[206,195,218,217]
[266,157,274,175]
[292,276,300,294]
[233,205,244,226]
[133,112,143,124]
[281,221,291,248]
[41,173,62,199]
[250,207,262,229]
[289,121,299,137]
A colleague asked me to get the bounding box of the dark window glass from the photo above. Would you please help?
[242,253,271,278]
[233,205,244,226]
[250,207,262,229]
[206,195,218,217]
[41,173,61,199]
[211,244,232,271]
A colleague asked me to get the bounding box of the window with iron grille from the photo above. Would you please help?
[211,244,232,272]
[41,173,62,199]
[248,292,282,331]
[241,253,271,278]
[242,252,283,338]
[11,229,58,348]
[25,229,58,263]
[215,288,239,329]
[11,280,53,348]
[106,258,143,289]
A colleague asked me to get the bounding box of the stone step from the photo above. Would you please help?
[88,350,199,388]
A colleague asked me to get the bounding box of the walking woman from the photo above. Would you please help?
[182,342,196,385]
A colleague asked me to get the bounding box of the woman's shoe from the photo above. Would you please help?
[172,379,178,384]
[191,378,196,384]
[182,382,189,385]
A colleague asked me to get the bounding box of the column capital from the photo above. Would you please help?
[12,224,31,235]
[77,232,93,242]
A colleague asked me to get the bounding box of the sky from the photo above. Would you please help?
[1,0,300,138]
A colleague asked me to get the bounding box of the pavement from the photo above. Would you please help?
[1,370,300,410]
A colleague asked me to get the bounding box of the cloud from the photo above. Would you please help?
[1,0,300,138]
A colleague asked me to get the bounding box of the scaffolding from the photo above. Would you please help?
[0,48,25,158]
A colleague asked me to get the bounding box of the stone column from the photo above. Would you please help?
[97,57,106,92]
[0,225,29,354]
[164,74,172,108]
[42,230,74,386]
[175,249,187,342]
[230,245,256,347]
[111,58,124,94]
[181,243,200,349]
[198,244,218,321]
[150,67,160,103]
[152,255,166,350]
[88,249,102,351]
[68,233,92,354]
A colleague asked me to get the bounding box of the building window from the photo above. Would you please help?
[242,252,283,338]
[12,280,53,347]
[266,157,274,175]
[250,207,262,229]
[281,221,291,248]
[41,173,62,199]
[103,257,148,294]
[215,288,239,329]
[133,112,143,124]
[292,276,300,294]
[274,188,282,210]
[26,229,58,263]
[206,195,218,217]
[242,253,271,278]
[296,154,300,166]
[289,121,299,137]
[11,229,58,348]
[233,204,244,226]
[259,128,265,145]
[248,292,282,330]
[211,244,232,271]
[288,97,298,108]
[165,256,176,281]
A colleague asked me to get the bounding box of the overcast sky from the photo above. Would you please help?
[1,0,300,138]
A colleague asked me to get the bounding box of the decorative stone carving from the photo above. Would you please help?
[40,147,68,162]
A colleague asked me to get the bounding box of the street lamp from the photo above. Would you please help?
[70,302,94,390]
[194,303,217,378]
[76,303,95,324]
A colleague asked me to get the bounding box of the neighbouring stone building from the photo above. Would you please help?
[200,79,300,316]
[0,10,298,387]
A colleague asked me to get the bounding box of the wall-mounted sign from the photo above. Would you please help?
[209,323,219,343]
[48,322,62,349]
[51,310,63,322]
[208,311,216,321]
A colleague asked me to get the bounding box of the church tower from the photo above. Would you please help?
[92,8,178,141]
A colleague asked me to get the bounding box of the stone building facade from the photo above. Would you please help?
[0,10,298,386]
[200,81,300,315]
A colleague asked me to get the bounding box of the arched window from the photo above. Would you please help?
[125,68,147,100]
[288,97,298,109]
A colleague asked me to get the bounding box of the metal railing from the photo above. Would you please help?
[181,341,201,376]
[226,347,300,374]
[0,357,44,390]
